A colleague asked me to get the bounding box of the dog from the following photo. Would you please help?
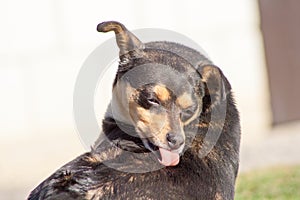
[28,21,241,200]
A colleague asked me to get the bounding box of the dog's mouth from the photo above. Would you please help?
[142,139,180,167]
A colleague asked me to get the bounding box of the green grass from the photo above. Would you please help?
[235,165,300,200]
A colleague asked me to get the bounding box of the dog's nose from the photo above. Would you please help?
[166,133,184,149]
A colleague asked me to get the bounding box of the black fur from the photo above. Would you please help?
[28,22,240,200]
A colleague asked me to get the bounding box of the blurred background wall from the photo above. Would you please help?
[1,0,299,199]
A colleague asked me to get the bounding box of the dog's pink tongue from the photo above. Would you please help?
[159,148,180,166]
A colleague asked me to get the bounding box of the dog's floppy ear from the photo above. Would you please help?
[97,21,144,59]
[198,65,231,102]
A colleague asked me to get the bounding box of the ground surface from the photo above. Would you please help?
[236,165,300,199]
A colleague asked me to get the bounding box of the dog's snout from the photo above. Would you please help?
[166,133,184,149]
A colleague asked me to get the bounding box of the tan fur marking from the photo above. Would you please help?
[128,176,134,183]
[183,98,201,126]
[176,92,193,109]
[201,66,213,82]
[83,154,101,163]
[154,118,171,143]
[136,106,151,124]
[129,94,185,149]
[215,192,223,200]
[208,148,220,161]
[194,123,209,128]
[153,85,170,102]
[133,106,169,137]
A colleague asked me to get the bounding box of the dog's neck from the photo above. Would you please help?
[92,116,165,173]
[101,106,148,153]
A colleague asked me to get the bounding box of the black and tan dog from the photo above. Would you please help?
[28,21,241,200]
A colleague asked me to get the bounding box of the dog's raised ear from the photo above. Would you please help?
[97,21,144,59]
[198,65,231,102]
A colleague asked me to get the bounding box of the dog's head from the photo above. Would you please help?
[98,21,229,166]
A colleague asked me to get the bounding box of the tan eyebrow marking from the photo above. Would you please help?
[153,85,170,102]
[176,92,193,109]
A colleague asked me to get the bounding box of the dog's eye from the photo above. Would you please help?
[180,107,195,121]
[147,98,160,106]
